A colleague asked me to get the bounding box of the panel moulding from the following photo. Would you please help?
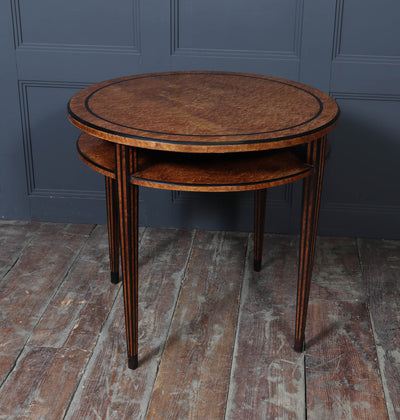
[31,188,105,200]
[11,0,141,54]
[323,91,400,212]
[331,92,400,103]
[321,201,400,216]
[332,0,400,64]
[170,0,304,60]
[18,80,91,198]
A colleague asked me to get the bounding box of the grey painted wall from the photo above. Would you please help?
[1,0,399,238]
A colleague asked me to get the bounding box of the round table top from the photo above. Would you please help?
[68,71,339,153]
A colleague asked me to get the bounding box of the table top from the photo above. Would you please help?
[68,71,339,153]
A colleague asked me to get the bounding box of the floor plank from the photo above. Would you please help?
[305,236,388,419]
[311,237,364,302]
[0,224,109,419]
[0,346,90,420]
[146,231,248,420]
[0,222,398,419]
[305,300,388,420]
[27,225,118,350]
[65,228,194,420]
[226,235,305,420]
[0,221,40,280]
[0,223,93,385]
[358,238,400,419]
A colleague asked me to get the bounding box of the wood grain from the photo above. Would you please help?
[0,222,398,419]
[77,132,313,192]
[254,189,267,271]
[0,347,91,419]
[69,71,339,153]
[0,223,93,385]
[27,226,118,350]
[305,300,388,420]
[305,236,390,418]
[116,143,139,369]
[77,134,115,178]
[65,228,194,419]
[226,234,305,419]
[295,137,326,352]
[358,238,400,418]
[146,230,248,420]
[132,149,312,192]
[0,221,40,280]
[311,237,365,302]
[105,177,120,283]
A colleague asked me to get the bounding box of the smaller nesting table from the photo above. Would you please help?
[68,71,339,369]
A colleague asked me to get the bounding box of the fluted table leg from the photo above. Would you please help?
[105,177,120,284]
[115,144,139,369]
[295,136,327,352]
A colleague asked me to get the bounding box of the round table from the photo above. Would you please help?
[68,71,339,370]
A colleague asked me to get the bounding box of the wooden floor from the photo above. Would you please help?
[0,221,399,419]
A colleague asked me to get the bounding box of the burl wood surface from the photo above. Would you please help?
[77,133,313,192]
[1,222,399,419]
[69,71,339,153]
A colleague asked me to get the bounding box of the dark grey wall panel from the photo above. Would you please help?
[141,184,300,234]
[330,0,400,94]
[17,82,109,223]
[337,0,400,57]
[0,3,29,220]
[319,95,400,238]
[1,0,400,237]
[29,195,106,224]
[170,0,302,80]
[173,0,302,54]
[16,0,140,50]
[16,51,142,84]
[299,0,337,91]
[331,61,400,95]
[19,83,101,193]
[324,96,400,207]
[323,0,400,237]
[13,0,142,83]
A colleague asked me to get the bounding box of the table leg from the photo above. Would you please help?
[115,144,139,369]
[254,189,267,272]
[295,136,327,352]
[105,177,120,284]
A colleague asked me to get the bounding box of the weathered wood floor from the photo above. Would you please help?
[0,220,399,419]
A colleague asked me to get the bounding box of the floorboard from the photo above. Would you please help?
[305,237,388,419]
[305,300,388,420]
[358,238,400,419]
[65,227,194,420]
[226,235,305,420]
[147,231,248,420]
[0,221,398,419]
[0,223,93,387]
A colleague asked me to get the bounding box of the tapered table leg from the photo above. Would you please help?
[115,144,139,370]
[295,136,327,352]
[254,189,267,272]
[105,177,120,284]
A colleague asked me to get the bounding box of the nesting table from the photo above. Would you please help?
[68,71,339,369]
